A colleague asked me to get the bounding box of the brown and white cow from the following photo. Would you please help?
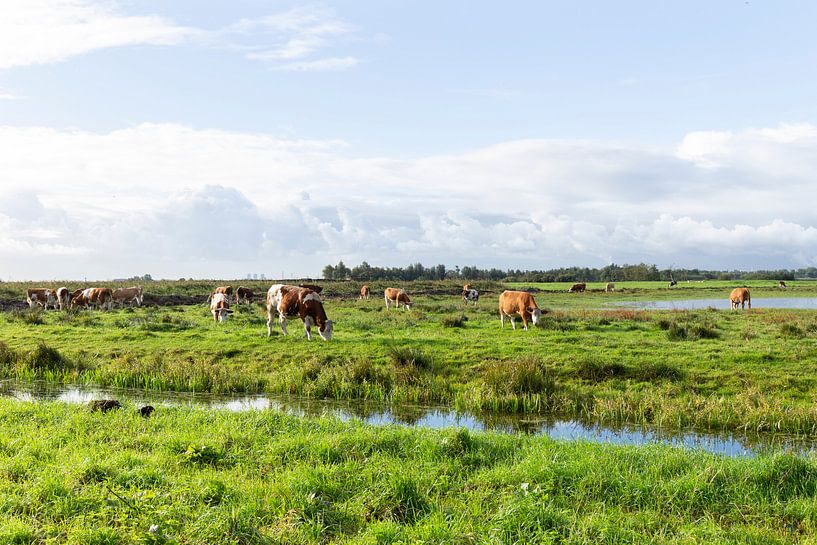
[112,286,143,307]
[266,284,333,340]
[605,282,615,292]
[499,290,542,331]
[235,286,253,304]
[71,288,113,310]
[359,285,370,300]
[210,292,233,322]
[384,288,412,310]
[56,287,71,310]
[26,288,56,309]
[730,287,751,310]
[568,282,586,293]
[208,286,233,303]
[463,288,479,305]
[778,281,787,289]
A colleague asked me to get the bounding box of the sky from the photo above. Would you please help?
[2,0,817,280]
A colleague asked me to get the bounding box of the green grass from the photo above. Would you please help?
[2,280,817,433]
[0,399,815,543]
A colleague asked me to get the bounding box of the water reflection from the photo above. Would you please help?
[1,379,814,458]
[611,297,817,310]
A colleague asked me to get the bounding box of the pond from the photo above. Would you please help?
[610,297,817,310]
[1,379,814,458]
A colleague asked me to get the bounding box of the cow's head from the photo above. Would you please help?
[529,307,542,325]
[319,319,334,341]
[213,305,232,322]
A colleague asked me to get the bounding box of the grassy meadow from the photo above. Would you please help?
[3,399,817,544]
[1,279,817,433]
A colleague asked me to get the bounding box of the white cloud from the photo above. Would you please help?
[1,122,817,279]
[231,6,359,70]
[0,0,198,69]
[0,2,359,72]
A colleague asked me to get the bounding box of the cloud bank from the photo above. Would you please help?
[1,122,816,279]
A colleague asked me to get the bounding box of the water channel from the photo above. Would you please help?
[2,379,815,458]
[610,297,817,311]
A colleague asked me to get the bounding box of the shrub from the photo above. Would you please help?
[24,342,70,372]
[484,357,556,396]
[666,322,688,341]
[780,323,806,338]
[637,362,685,382]
[9,308,44,325]
[440,314,467,328]
[574,358,628,382]
[388,346,433,371]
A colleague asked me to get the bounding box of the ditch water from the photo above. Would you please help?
[611,297,817,311]
[2,379,814,458]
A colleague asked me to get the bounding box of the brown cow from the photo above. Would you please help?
[71,288,113,310]
[210,292,233,322]
[112,286,143,307]
[730,287,751,310]
[208,286,233,303]
[235,286,254,304]
[605,282,615,292]
[778,281,787,289]
[26,288,56,309]
[266,284,333,340]
[384,287,412,310]
[499,290,542,330]
[359,285,370,300]
[568,282,586,293]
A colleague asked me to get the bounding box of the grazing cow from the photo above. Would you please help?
[210,292,233,322]
[668,280,678,288]
[779,281,787,289]
[384,288,413,310]
[463,283,473,294]
[208,286,233,303]
[359,285,370,300]
[112,286,143,307]
[605,282,615,292]
[235,286,254,304]
[730,288,751,310]
[499,290,542,331]
[266,284,333,340]
[87,288,113,310]
[568,282,586,293]
[463,288,479,305]
[56,287,70,310]
[26,288,56,309]
[298,283,323,294]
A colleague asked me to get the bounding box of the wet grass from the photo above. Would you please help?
[0,399,816,543]
[1,281,817,432]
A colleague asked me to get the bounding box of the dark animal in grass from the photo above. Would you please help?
[90,399,122,412]
[139,405,155,418]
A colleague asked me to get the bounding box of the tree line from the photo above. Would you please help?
[322,261,817,282]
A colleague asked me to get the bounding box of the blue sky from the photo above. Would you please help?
[1,1,817,279]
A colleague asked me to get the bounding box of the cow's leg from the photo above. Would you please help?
[279,314,288,336]
[510,316,516,330]
[266,308,274,336]
[304,315,314,340]
[500,313,505,328]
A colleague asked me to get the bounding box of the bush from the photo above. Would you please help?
[388,346,433,371]
[574,358,627,381]
[780,323,806,338]
[8,308,44,325]
[484,357,556,396]
[440,314,468,328]
[24,342,70,372]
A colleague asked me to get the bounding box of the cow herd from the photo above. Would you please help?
[20,281,760,341]
[25,286,144,311]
